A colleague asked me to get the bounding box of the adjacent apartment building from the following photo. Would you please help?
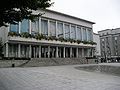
[93,33,101,57]
[0,9,96,59]
[98,28,120,62]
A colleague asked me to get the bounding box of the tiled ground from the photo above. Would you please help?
[0,63,120,90]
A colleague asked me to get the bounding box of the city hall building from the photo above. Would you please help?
[0,9,96,59]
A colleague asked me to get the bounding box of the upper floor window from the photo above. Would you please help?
[21,19,29,33]
[82,27,87,41]
[71,26,76,39]
[31,18,39,34]
[64,24,70,39]
[57,22,63,38]
[77,27,82,40]
[10,24,19,32]
[41,19,48,36]
[88,28,92,41]
[49,21,56,36]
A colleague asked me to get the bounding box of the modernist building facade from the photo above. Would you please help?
[98,28,120,61]
[0,9,96,59]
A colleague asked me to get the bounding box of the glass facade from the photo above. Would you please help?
[71,26,76,39]
[21,19,29,33]
[77,27,82,40]
[49,21,56,36]
[31,18,39,34]
[10,24,19,32]
[88,29,92,41]
[65,24,70,39]
[83,27,87,41]
[57,22,63,37]
[41,19,48,36]
[7,17,94,59]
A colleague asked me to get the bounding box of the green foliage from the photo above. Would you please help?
[35,33,43,40]
[8,31,19,36]
[58,37,64,42]
[7,31,97,45]
[21,32,30,38]
[76,40,81,44]
[0,0,53,27]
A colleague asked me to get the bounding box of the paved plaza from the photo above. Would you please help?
[0,63,120,90]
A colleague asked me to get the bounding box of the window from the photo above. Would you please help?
[57,22,63,38]
[77,27,82,40]
[71,26,76,39]
[64,24,70,39]
[49,21,56,36]
[88,29,92,41]
[31,18,39,34]
[21,19,29,33]
[83,27,87,41]
[41,19,48,36]
[10,24,19,32]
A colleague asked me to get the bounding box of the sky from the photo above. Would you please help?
[49,0,120,33]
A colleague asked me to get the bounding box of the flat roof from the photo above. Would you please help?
[44,9,95,24]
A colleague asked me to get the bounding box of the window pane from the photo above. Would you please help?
[71,26,76,39]
[21,19,29,33]
[83,27,87,41]
[31,18,39,34]
[10,24,19,32]
[41,19,48,36]
[65,24,70,39]
[77,27,82,40]
[57,22,63,37]
[50,21,56,36]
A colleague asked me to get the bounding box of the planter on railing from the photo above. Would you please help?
[8,31,97,45]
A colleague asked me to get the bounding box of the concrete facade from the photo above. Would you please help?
[93,33,101,57]
[0,9,96,59]
[98,28,120,62]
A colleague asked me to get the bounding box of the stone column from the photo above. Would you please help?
[82,48,84,57]
[18,22,21,34]
[39,45,41,58]
[29,20,31,34]
[6,43,9,57]
[56,46,58,58]
[18,44,21,57]
[29,45,31,58]
[76,47,78,58]
[48,46,50,58]
[63,47,65,58]
[39,17,41,34]
[70,47,72,58]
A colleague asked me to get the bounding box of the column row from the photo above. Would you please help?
[5,43,93,58]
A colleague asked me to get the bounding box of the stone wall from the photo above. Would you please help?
[0,58,96,68]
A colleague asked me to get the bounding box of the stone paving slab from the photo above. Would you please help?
[0,63,120,90]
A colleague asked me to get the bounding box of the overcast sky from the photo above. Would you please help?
[49,0,120,33]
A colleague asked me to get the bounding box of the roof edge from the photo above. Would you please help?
[42,9,95,24]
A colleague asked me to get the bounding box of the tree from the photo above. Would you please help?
[0,0,53,27]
